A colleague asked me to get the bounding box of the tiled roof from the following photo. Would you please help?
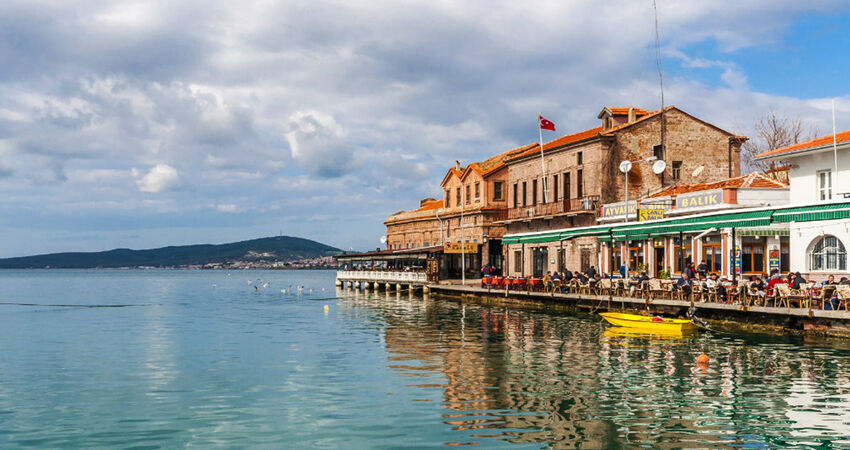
[468,143,537,176]
[755,129,850,159]
[507,126,603,161]
[649,172,787,198]
[606,107,650,116]
[386,199,443,221]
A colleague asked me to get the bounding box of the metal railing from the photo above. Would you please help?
[506,195,600,220]
[336,270,428,283]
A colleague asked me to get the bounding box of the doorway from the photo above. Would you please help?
[532,247,548,277]
[654,244,665,276]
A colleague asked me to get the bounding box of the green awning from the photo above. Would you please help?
[772,203,850,223]
[610,209,773,238]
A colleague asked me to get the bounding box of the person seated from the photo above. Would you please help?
[551,272,562,292]
[576,272,588,283]
[705,273,727,302]
[629,272,649,296]
[841,276,850,286]
[562,269,573,282]
[677,272,693,298]
[767,274,786,291]
[791,271,807,290]
[543,272,552,292]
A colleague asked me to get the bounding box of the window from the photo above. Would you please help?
[674,237,692,273]
[465,185,470,204]
[702,235,722,273]
[445,189,450,208]
[672,161,682,180]
[742,242,765,274]
[577,169,583,197]
[456,187,461,207]
[564,172,571,199]
[493,181,503,201]
[522,181,527,206]
[653,144,664,161]
[532,179,538,205]
[818,170,832,200]
[780,241,790,273]
[553,174,559,201]
[809,235,846,271]
[628,243,644,273]
[474,182,480,200]
[577,151,583,165]
[512,183,518,206]
[514,250,522,272]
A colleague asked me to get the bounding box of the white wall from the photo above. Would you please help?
[790,220,850,277]
[787,149,850,204]
[736,188,789,207]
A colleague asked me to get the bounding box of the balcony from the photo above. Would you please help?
[506,195,600,221]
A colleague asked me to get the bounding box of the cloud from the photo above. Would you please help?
[285,111,351,177]
[133,164,180,193]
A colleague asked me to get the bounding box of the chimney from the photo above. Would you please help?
[628,107,636,123]
[455,160,461,171]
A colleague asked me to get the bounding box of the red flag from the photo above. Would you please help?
[539,115,555,131]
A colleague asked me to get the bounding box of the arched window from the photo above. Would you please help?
[809,235,846,271]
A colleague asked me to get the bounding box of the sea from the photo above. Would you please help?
[0,269,849,448]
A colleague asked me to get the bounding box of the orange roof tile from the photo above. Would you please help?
[756,129,850,159]
[606,107,650,116]
[467,143,538,176]
[650,172,787,198]
[507,127,603,161]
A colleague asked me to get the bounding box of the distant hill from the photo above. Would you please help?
[0,236,342,269]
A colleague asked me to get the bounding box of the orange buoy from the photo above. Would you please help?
[697,353,710,364]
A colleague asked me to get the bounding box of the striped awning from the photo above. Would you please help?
[502,201,850,245]
[772,203,850,223]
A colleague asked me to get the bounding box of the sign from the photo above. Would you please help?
[676,189,722,209]
[731,247,741,276]
[444,242,479,254]
[638,208,665,221]
[601,201,637,219]
[769,249,780,272]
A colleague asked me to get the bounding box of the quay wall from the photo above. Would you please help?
[427,285,850,338]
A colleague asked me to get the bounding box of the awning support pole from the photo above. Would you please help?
[679,231,684,276]
[732,227,737,284]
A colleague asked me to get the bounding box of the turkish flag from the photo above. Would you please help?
[539,115,555,131]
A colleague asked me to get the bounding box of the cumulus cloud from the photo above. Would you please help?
[0,0,848,256]
[285,111,351,177]
[132,164,180,193]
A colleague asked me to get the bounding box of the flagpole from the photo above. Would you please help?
[538,114,548,204]
[833,99,839,190]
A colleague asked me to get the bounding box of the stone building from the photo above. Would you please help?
[384,144,536,278]
[501,106,747,277]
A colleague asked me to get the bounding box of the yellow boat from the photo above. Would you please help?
[603,326,693,340]
[599,312,698,333]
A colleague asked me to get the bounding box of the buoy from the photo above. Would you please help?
[697,353,710,364]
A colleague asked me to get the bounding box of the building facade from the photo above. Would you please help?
[384,144,537,278]
[756,129,850,277]
[501,106,747,277]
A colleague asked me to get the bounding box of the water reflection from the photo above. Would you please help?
[339,289,850,448]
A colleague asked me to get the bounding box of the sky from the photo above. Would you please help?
[1,0,850,257]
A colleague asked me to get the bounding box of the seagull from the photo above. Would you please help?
[262,282,269,288]
[281,289,287,294]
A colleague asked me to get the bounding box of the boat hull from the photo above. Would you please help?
[599,312,698,333]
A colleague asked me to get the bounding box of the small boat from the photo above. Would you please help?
[599,312,698,333]
[603,326,692,340]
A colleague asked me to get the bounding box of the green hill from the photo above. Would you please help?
[0,236,341,269]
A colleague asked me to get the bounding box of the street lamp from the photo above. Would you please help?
[619,156,666,223]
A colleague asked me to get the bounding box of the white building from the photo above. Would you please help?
[756,130,850,277]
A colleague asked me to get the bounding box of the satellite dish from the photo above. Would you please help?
[651,159,667,175]
[618,160,633,173]
[380,236,387,244]
[692,165,705,177]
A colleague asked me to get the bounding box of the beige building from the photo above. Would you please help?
[502,106,747,277]
[385,144,536,278]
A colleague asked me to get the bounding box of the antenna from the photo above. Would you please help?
[652,0,666,173]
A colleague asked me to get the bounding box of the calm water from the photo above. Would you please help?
[1,270,850,448]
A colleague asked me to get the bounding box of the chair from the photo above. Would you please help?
[692,283,704,302]
[598,278,613,296]
[703,283,719,303]
[648,279,664,301]
[835,285,850,311]
[774,284,791,308]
